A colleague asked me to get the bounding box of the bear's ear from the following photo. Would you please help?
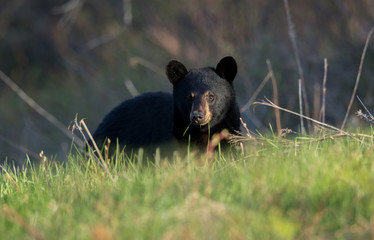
[166,60,188,85]
[215,56,237,83]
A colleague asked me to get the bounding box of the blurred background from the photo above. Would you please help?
[0,0,373,164]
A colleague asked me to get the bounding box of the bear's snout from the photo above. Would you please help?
[189,101,213,126]
[190,111,205,125]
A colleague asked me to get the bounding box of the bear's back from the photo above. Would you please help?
[92,92,173,149]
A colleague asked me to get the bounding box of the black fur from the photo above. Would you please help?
[168,57,240,147]
[91,56,240,152]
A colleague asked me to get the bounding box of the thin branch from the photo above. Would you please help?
[298,79,305,135]
[53,0,84,32]
[122,0,133,26]
[86,28,123,50]
[124,79,139,97]
[129,56,165,76]
[0,70,84,148]
[0,134,41,160]
[253,97,355,138]
[321,58,328,123]
[356,95,374,120]
[341,27,374,129]
[240,72,272,113]
[283,0,311,129]
[356,109,374,125]
[266,60,281,135]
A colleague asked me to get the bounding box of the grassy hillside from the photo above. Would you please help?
[1,131,374,240]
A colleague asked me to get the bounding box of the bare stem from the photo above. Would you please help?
[266,60,281,135]
[283,0,311,129]
[254,97,356,139]
[75,117,115,184]
[321,58,328,123]
[298,79,305,135]
[341,27,374,129]
[240,72,272,113]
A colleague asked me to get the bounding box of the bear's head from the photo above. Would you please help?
[166,56,238,134]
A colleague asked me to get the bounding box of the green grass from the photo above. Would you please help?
[1,133,374,240]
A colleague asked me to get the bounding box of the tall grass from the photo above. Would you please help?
[1,131,374,240]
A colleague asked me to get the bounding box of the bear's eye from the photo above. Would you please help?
[207,94,215,102]
[188,93,195,100]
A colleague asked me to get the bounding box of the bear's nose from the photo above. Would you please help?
[190,111,204,125]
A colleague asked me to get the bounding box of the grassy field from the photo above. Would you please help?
[1,131,374,240]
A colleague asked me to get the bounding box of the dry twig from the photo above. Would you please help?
[53,0,84,31]
[341,27,374,129]
[0,134,40,160]
[254,97,355,138]
[129,56,164,76]
[240,72,272,113]
[298,79,305,135]
[283,0,311,129]
[321,58,328,123]
[0,70,84,148]
[266,60,281,135]
[239,118,263,146]
[357,96,374,120]
[356,96,374,125]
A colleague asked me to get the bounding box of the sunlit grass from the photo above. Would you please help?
[1,131,374,239]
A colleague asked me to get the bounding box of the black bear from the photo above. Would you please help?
[91,56,240,153]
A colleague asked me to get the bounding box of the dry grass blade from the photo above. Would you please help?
[40,151,52,188]
[341,27,374,129]
[253,97,355,138]
[266,60,281,135]
[240,118,263,146]
[70,116,104,167]
[80,119,116,184]
[240,72,272,113]
[0,70,84,148]
[71,116,115,184]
